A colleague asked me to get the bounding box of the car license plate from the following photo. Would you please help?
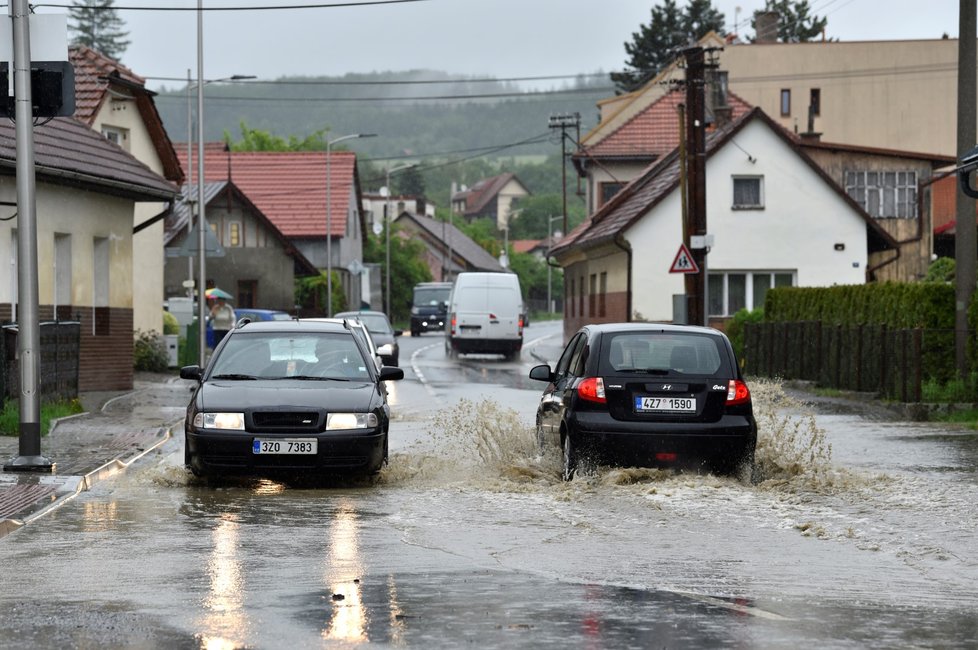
[635,396,696,412]
[252,438,318,455]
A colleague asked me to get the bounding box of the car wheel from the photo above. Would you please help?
[562,433,578,481]
[188,453,209,478]
[734,450,758,485]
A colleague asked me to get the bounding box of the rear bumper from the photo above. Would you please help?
[449,336,522,354]
[568,411,756,468]
[186,428,386,476]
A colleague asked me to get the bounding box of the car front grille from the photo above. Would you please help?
[251,411,322,432]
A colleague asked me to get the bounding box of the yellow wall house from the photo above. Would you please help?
[70,47,184,338]
[0,117,177,392]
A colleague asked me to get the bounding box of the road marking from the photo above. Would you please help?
[666,589,791,620]
[410,342,442,397]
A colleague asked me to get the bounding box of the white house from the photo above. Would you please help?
[552,107,897,339]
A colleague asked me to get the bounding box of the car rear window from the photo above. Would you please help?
[600,332,728,376]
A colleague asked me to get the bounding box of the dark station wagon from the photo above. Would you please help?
[180,319,404,479]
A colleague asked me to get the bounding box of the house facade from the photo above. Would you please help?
[552,109,897,340]
[176,145,367,310]
[0,118,178,391]
[164,181,318,311]
[70,47,183,336]
[451,173,531,230]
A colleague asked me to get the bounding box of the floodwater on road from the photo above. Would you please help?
[1,344,976,647]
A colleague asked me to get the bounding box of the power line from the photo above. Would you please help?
[147,72,614,86]
[155,86,615,103]
[35,0,429,11]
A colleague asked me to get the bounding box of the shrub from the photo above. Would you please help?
[163,310,180,335]
[134,329,170,372]
[725,307,763,360]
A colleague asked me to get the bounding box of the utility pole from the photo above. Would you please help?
[549,113,580,235]
[682,46,708,327]
[955,1,977,378]
[5,0,52,471]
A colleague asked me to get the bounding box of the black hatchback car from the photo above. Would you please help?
[528,323,756,480]
[180,319,404,478]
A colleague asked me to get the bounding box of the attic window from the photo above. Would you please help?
[732,176,764,209]
[101,125,129,151]
[845,170,918,218]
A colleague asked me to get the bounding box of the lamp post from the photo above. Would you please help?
[546,215,563,313]
[185,70,254,300]
[326,133,376,316]
[384,162,415,318]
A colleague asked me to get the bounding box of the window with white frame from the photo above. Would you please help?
[732,176,764,209]
[227,221,241,247]
[845,170,918,218]
[101,125,129,151]
[708,271,794,316]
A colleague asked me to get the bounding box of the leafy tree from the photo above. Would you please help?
[69,0,130,61]
[751,0,828,43]
[611,0,725,93]
[508,252,561,309]
[508,194,584,240]
[225,122,332,152]
[393,165,426,197]
[296,271,348,316]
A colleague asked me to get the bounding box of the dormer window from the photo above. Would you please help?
[101,125,129,151]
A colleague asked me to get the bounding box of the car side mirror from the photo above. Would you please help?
[180,365,203,381]
[528,364,553,382]
[379,366,404,381]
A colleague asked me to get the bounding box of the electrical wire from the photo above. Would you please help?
[33,0,430,11]
[156,86,614,104]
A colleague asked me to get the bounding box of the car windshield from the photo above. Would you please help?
[210,331,371,380]
[602,332,725,375]
[414,287,450,305]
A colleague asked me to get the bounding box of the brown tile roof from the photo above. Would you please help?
[554,108,897,257]
[0,117,177,200]
[69,46,183,183]
[511,239,542,255]
[176,144,361,239]
[452,172,525,217]
[578,89,754,162]
[394,212,504,272]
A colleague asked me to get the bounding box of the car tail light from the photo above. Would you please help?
[518,314,524,335]
[578,377,606,404]
[726,379,751,405]
[655,452,677,462]
[450,313,457,335]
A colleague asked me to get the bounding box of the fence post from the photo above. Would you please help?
[879,324,888,397]
[855,323,863,391]
[901,328,909,403]
[914,328,922,403]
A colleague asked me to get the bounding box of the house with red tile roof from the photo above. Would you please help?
[551,108,899,339]
[176,144,368,310]
[451,173,530,230]
[164,181,318,313]
[70,46,183,338]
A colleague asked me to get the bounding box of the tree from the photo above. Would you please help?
[225,122,331,152]
[362,226,432,324]
[69,0,130,61]
[393,165,426,197]
[611,0,725,94]
[751,1,828,43]
[508,194,584,240]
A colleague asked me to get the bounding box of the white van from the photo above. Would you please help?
[446,272,524,360]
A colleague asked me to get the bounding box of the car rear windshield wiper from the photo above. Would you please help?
[211,373,258,380]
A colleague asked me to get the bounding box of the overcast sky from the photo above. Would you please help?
[36,0,965,91]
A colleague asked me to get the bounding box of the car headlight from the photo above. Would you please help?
[411,307,419,315]
[326,412,379,430]
[193,412,245,430]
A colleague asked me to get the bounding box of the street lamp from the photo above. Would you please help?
[185,70,254,300]
[326,133,376,316]
[546,215,563,313]
[384,162,415,317]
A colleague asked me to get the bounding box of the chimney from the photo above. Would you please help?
[799,104,822,142]
[754,11,779,44]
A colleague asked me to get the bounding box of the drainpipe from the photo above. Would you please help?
[613,232,633,322]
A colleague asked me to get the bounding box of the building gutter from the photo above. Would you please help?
[613,231,633,322]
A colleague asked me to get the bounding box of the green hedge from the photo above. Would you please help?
[764,282,956,329]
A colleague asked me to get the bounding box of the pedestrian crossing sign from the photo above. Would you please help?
[669,243,699,273]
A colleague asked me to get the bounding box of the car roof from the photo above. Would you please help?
[583,322,727,338]
[231,319,351,334]
[335,310,389,319]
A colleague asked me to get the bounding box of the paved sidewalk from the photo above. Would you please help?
[0,372,190,537]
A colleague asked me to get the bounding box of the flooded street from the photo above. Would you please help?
[1,322,977,648]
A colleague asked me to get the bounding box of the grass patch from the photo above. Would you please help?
[930,409,978,428]
[813,387,845,398]
[0,398,84,436]
[922,374,978,403]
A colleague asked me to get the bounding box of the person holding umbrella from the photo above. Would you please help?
[208,289,235,346]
